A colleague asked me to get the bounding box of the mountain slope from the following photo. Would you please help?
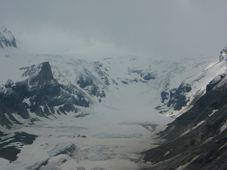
[142,47,227,170]
[0,61,89,128]
[1,28,226,170]
[157,48,227,116]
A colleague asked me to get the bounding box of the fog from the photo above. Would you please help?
[1,0,227,58]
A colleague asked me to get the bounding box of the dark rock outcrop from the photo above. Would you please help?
[77,75,106,98]
[0,132,37,162]
[0,62,89,128]
[166,83,192,110]
[143,72,157,81]
[206,74,227,93]
[129,68,157,81]
[161,91,169,103]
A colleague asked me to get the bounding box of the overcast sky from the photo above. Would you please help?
[1,0,227,59]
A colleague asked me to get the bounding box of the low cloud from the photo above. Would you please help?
[1,0,227,58]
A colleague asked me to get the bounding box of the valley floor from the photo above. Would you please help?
[0,81,172,170]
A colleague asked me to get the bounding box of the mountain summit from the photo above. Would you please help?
[0,27,17,48]
[29,61,54,86]
[219,46,227,62]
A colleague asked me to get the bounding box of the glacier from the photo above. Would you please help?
[1,28,226,170]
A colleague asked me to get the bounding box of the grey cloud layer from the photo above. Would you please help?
[1,0,227,58]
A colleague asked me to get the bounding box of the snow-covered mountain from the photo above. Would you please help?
[0,53,215,129]
[0,27,17,48]
[143,48,227,170]
[157,50,227,116]
[1,28,227,170]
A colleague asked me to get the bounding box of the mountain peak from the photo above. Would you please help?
[219,46,227,62]
[30,62,54,86]
[0,27,17,48]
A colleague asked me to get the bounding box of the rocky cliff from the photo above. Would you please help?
[0,61,89,128]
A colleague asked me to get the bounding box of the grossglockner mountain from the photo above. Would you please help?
[0,27,227,170]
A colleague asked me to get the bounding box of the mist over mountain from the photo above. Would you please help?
[1,24,227,170]
[2,1,227,59]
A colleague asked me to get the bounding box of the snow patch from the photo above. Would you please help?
[23,98,31,106]
[208,109,218,117]
[163,151,170,157]
[181,120,205,136]
[220,121,227,132]
[218,142,227,151]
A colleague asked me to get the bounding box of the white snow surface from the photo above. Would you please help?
[0,44,224,170]
[0,27,15,41]
[168,59,227,118]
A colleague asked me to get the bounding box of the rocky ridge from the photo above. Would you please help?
[142,47,227,170]
[0,61,89,128]
[157,47,227,114]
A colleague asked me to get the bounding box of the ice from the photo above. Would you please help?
[76,167,107,170]
[76,167,86,170]
[127,153,140,162]
[26,142,76,170]
[57,133,80,139]
[26,158,49,170]
[39,155,69,170]
[120,121,158,132]
[86,145,118,161]
[91,133,143,139]
[91,168,107,170]
[47,142,76,157]
[1,38,223,169]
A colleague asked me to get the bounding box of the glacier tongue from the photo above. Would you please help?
[1,41,224,170]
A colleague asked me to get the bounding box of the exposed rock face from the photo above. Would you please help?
[77,75,106,98]
[206,73,227,93]
[156,82,193,113]
[0,27,17,48]
[161,91,169,103]
[143,73,227,170]
[0,132,37,162]
[30,62,54,86]
[166,83,192,110]
[143,72,157,81]
[128,68,157,81]
[0,62,89,128]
